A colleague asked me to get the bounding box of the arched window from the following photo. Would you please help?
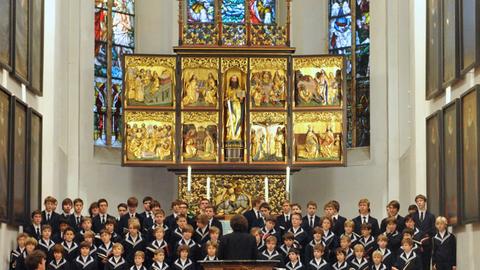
[94,0,135,146]
[329,0,370,148]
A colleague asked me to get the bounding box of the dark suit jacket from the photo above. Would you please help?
[380,215,405,234]
[42,211,61,233]
[117,212,144,235]
[24,224,42,240]
[209,218,223,236]
[331,215,346,236]
[302,215,321,234]
[218,232,258,260]
[432,231,456,268]
[92,214,115,233]
[276,214,292,235]
[352,215,380,237]
[68,215,84,233]
[413,211,435,237]
[243,209,261,230]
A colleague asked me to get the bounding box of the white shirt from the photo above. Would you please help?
[360,214,369,223]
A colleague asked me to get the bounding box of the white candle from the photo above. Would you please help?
[187,166,192,192]
[206,177,211,200]
[286,166,290,193]
[264,177,269,202]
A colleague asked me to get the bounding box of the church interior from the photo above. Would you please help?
[0,0,479,269]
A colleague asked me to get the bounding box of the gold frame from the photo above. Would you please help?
[181,111,220,164]
[249,111,288,164]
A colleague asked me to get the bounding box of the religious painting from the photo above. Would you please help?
[182,111,219,163]
[459,0,479,74]
[124,55,176,109]
[0,87,11,222]
[460,86,480,224]
[95,8,107,42]
[293,56,344,108]
[181,57,219,108]
[13,0,29,83]
[442,100,460,226]
[29,0,44,95]
[0,0,12,70]
[113,0,135,15]
[12,98,28,224]
[249,57,287,109]
[112,12,134,48]
[187,0,215,23]
[28,109,42,214]
[250,112,287,163]
[442,0,458,87]
[293,111,344,165]
[426,0,443,99]
[222,57,248,163]
[221,0,245,24]
[249,0,276,24]
[123,111,175,164]
[329,15,352,50]
[426,111,443,217]
[178,174,287,217]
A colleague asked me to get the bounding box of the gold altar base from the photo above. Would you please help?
[178,174,288,218]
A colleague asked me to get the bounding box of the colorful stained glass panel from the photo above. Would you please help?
[188,0,215,23]
[95,8,108,42]
[329,0,351,17]
[94,77,108,145]
[112,12,134,47]
[112,79,123,146]
[113,0,135,14]
[355,0,370,45]
[112,46,133,79]
[356,45,370,78]
[249,0,276,24]
[222,0,245,24]
[355,78,369,147]
[329,16,352,50]
[95,42,107,77]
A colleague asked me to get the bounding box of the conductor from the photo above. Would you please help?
[218,214,258,260]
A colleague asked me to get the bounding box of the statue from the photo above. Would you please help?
[225,75,245,141]
[274,127,284,160]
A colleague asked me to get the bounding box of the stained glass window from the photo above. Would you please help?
[221,0,245,23]
[188,0,215,23]
[249,0,276,24]
[94,0,135,146]
[329,0,370,148]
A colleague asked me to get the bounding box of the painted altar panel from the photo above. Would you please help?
[182,111,219,163]
[124,55,176,109]
[250,112,287,163]
[293,56,344,109]
[123,111,176,164]
[178,174,286,217]
[293,111,344,165]
[181,57,220,109]
[249,57,288,109]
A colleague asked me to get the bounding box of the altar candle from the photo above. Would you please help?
[187,166,192,192]
[206,177,211,200]
[286,166,290,193]
[264,177,269,202]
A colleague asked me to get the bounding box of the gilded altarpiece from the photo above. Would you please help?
[121,55,346,168]
[178,174,286,216]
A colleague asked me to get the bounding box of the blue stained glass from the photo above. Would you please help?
[329,16,352,50]
[111,79,123,146]
[329,0,351,17]
[112,46,133,79]
[95,42,107,77]
[249,0,276,24]
[188,0,215,23]
[222,0,245,24]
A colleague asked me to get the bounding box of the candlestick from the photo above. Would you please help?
[264,177,269,202]
[206,177,211,200]
[286,166,290,193]
[187,166,192,192]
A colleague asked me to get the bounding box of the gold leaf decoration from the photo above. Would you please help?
[250,112,287,124]
[125,111,175,123]
[293,111,343,123]
[221,57,248,73]
[293,56,344,70]
[125,55,176,68]
[182,57,220,69]
[250,57,288,71]
[182,111,218,123]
